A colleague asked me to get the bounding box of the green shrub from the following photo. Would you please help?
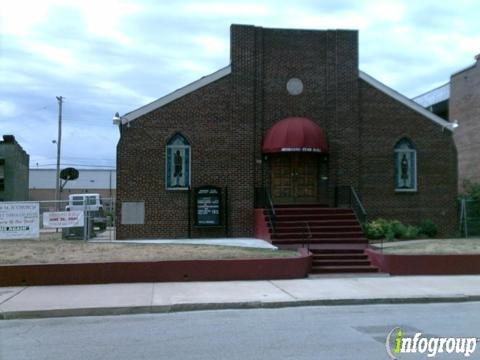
[364,219,403,241]
[385,227,396,242]
[462,180,480,223]
[364,218,389,239]
[364,223,380,239]
[463,179,480,201]
[390,220,407,238]
[365,219,422,241]
[402,225,420,240]
[419,219,438,238]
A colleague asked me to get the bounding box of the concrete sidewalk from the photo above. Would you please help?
[2,275,480,320]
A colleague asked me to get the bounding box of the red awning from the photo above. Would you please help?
[262,117,328,153]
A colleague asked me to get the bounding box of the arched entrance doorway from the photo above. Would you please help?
[270,152,328,204]
[263,117,329,205]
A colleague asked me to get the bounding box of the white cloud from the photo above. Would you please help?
[92,80,155,105]
[286,12,369,30]
[73,0,144,46]
[193,35,229,56]
[21,40,80,68]
[2,0,480,167]
[182,2,270,17]
[0,101,17,117]
[364,1,406,23]
[0,0,53,37]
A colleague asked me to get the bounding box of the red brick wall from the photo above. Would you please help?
[450,61,480,191]
[359,79,458,235]
[116,24,458,239]
[116,74,257,239]
[232,26,361,205]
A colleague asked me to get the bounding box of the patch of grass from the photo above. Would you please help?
[0,239,298,265]
[373,238,480,255]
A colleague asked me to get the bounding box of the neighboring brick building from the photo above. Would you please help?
[450,56,480,190]
[414,54,480,191]
[0,135,29,201]
[115,25,458,239]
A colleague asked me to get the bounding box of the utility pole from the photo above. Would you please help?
[55,96,63,210]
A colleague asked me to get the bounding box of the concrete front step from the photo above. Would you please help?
[312,253,368,260]
[264,205,375,274]
[276,244,369,251]
[273,238,368,245]
[274,214,357,221]
[270,223,362,234]
[271,227,362,234]
[311,265,379,274]
[269,220,361,227]
[312,259,372,267]
[272,232,365,240]
[272,208,353,215]
[274,204,329,208]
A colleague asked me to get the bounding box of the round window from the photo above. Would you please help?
[286,78,304,95]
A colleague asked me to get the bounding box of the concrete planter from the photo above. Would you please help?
[0,249,312,286]
[366,248,480,275]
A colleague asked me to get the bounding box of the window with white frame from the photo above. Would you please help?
[166,133,190,190]
[394,138,417,191]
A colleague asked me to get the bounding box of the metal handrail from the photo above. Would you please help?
[304,221,313,250]
[335,185,367,226]
[350,186,366,218]
[265,188,276,235]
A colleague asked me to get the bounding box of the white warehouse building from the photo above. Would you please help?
[29,168,116,202]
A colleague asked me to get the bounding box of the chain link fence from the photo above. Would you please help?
[459,198,480,237]
[37,197,116,241]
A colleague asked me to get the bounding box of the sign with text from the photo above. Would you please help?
[195,186,221,226]
[0,202,40,240]
[43,211,84,228]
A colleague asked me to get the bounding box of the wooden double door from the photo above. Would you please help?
[270,153,327,204]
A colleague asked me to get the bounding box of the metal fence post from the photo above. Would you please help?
[188,187,191,239]
[224,186,229,238]
[464,199,469,238]
[83,200,87,241]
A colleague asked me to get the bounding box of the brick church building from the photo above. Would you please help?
[115,24,458,242]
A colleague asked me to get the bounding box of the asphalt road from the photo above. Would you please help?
[1,302,480,360]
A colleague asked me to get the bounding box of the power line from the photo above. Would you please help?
[55,96,63,209]
[60,156,115,160]
[34,163,115,168]
[38,156,115,162]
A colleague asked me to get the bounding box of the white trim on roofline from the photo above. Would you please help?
[359,71,455,132]
[120,66,454,131]
[121,65,232,124]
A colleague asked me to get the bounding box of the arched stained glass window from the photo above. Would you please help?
[166,133,190,190]
[394,138,417,191]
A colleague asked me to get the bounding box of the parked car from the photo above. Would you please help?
[65,193,107,230]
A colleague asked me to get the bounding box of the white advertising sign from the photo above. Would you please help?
[43,211,84,228]
[0,202,40,240]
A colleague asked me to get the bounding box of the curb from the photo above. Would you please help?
[2,295,480,320]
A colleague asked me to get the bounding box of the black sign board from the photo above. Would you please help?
[195,186,221,226]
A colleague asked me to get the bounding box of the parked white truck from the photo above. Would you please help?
[65,193,107,230]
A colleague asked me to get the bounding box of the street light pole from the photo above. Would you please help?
[55,96,63,210]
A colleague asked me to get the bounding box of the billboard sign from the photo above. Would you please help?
[0,202,40,240]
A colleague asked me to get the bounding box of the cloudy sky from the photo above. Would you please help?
[1,0,478,169]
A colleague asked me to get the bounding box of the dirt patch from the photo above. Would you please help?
[0,236,297,265]
[371,238,480,254]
